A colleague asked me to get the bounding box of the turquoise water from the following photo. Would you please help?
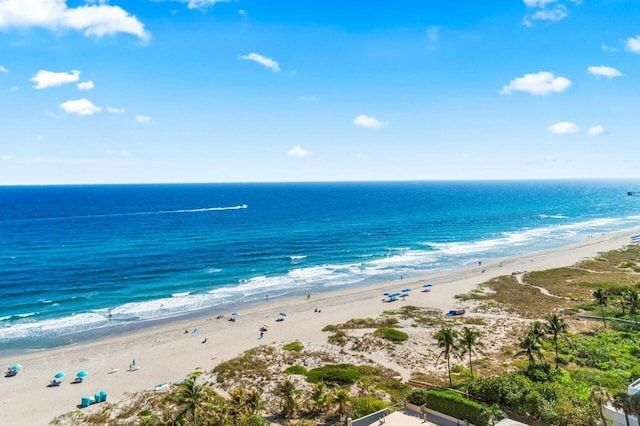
[1,180,640,350]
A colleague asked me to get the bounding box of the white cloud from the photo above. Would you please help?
[287,145,311,157]
[107,106,125,114]
[500,71,571,95]
[0,65,6,72]
[626,36,640,53]
[77,80,95,90]
[31,69,79,89]
[531,6,567,21]
[9,85,17,91]
[523,0,557,7]
[136,115,151,124]
[238,9,246,16]
[299,96,316,101]
[353,114,388,129]
[587,125,606,136]
[547,121,580,134]
[601,44,617,52]
[161,0,232,10]
[0,0,149,40]
[59,98,101,115]
[587,65,622,78]
[240,53,280,72]
[426,26,440,50]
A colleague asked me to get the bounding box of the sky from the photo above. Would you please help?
[1,0,640,184]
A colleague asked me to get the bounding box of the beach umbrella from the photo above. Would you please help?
[231,312,239,316]
[77,370,88,378]
[402,288,411,292]
[279,312,287,317]
[54,372,65,379]
[383,292,391,296]
[263,324,270,327]
[422,283,433,287]
[10,364,22,371]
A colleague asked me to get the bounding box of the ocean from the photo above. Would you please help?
[2,180,640,352]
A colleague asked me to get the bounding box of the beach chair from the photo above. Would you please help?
[95,392,103,403]
[81,397,92,407]
[100,391,107,402]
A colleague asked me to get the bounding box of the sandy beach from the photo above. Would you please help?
[1,228,638,425]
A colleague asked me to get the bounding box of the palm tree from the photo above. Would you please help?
[276,379,298,419]
[434,325,459,387]
[530,321,546,340]
[612,392,632,426]
[171,371,207,426]
[515,329,543,368]
[593,288,609,329]
[624,288,640,329]
[310,382,329,413]
[546,313,568,369]
[332,388,351,420]
[588,386,611,426]
[459,327,481,378]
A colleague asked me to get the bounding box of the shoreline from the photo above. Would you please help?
[1,227,638,425]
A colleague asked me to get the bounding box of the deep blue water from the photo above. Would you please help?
[2,180,640,350]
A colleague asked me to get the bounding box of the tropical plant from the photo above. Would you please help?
[275,379,299,419]
[310,382,329,413]
[546,313,568,369]
[332,388,351,420]
[624,289,640,329]
[529,321,546,340]
[593,288,609,329]
[612,392,633,426]
[459,327,481,378]
[515,329,543,368]
[434,325,460,387]
[588,386,611,426]
[171,371,207,426]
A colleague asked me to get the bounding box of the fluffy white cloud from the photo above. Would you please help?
[353,114,388,129]
[531,6,567,21]
[587,125,606,136]
[158,0,232,10]
[287,145,311,157]
[426,26,440,50]
[0,0,149,40]
[136,115,151,124]
[107,106,125,114]
[59,98,101,115]
[77,80,95,90]
[626,36,640,53]
[523,0,557,7]
[587,65,622,78]
[0,65,6,72]
[240,53,280,72]
[31,69,79,89]
[500,71,571,95]
[547,121,580,134]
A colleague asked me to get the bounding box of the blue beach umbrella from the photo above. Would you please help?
[279,312,287,317]
[231,312,239,316]
[77,370,88,378]
[422,283,433,287]
[54,372,65,379]
[10,364,22,371]
[402,288,411,293]
[383,292,390,296]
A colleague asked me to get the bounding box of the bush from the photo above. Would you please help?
[282,341,304,352]
[284,365,308,375]
[351,396,388,419]
[306,364,361,385]
[406,388,430,406]
[423,389,497,426]
[374,327,408,343]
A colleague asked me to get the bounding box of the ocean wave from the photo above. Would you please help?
[538,214,568,219]
[10,204,248,223]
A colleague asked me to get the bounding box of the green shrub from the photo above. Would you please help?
[351,396,388,419]
[374,327,408,343]
[284,365,308,375]
[406,388,430,406]
[322,324,339,332]
[306,364,361,385]
[282,341,304,352]
[423,389,497,426]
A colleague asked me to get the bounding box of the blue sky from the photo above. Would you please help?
[1,0,640,184]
